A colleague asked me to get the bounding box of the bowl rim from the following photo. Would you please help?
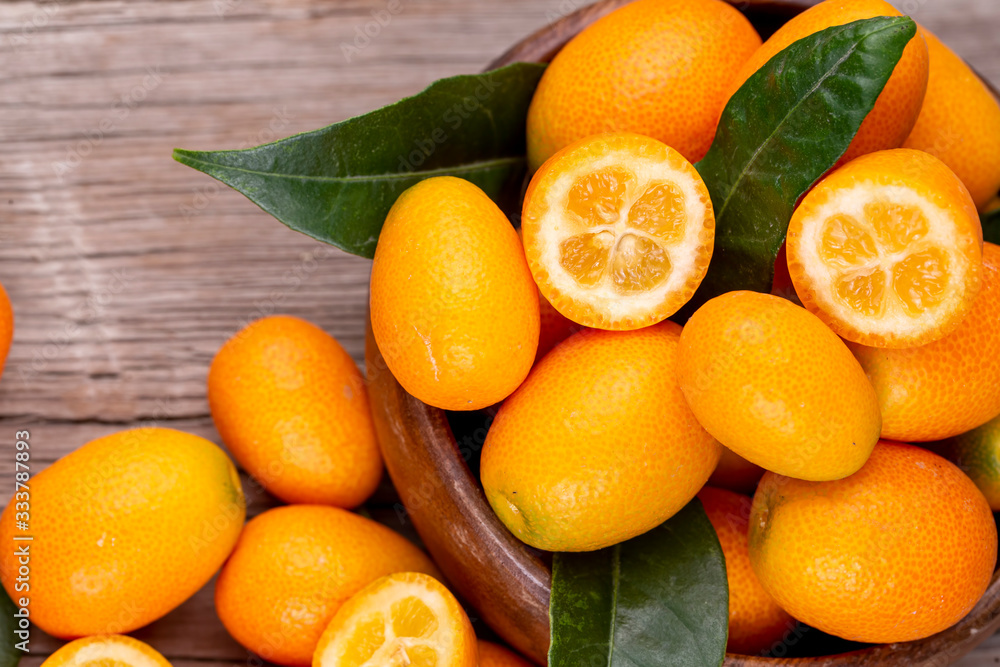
[367,1,1000,665]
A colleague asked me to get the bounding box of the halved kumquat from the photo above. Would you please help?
[787,149,982,348]
[40,636,173,667]
[313,572,477,667]
[522,132,714,330]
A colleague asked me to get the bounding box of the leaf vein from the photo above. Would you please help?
[173,153,524,184]
[714,22,895,221]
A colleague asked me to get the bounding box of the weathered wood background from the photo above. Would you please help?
[1,0,998,664]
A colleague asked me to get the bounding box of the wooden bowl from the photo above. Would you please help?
[365,1,1000,665]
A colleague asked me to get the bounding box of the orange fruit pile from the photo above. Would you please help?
[14,0,1000,664]
[847,241,1000,442]
[904,29,1000,210]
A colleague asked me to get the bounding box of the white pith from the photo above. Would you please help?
[532,147,709,321]
[795,183,973,339]
[67,641,165,667]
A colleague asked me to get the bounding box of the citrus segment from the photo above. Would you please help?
[313,572,477,667]
[522,132,714,330]
[787,149,982,348]
[848,242,1000,441]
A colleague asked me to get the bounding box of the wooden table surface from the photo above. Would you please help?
[2,0,999,664]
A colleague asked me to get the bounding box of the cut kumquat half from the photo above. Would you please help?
[40,635,173,667]
[521,132,715,330]
[787,149,983,348]
[312,572,477,667]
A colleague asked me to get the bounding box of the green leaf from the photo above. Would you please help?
[983,209,1000,245]
[548,500,728,667]
[678,17,917,319]
[173,62,546,258]
[0,587,22,667]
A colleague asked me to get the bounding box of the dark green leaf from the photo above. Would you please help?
[677,17,917,319]
[548,500,728,667]
[983,208,1000,245]
[173,63,546,258]
[0,587,22,667]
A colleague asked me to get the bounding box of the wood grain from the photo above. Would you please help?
[1,0,999,664]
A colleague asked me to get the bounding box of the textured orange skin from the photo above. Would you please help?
[0,283,12,378]
[749,441,997,644]
[849,242,1000,442]
[526,0,762,170]
[787,149,983,348]
[708,447,766,495]
[214,505,440,667]
[698,487,795,656]
[904,30,1000,210]
[522,133,716,331]
[726,0,928,166]
[313,573,477,667]
[677,291,881,481]
[370,177,539,411]
[0,428,245,639]
[40,635,173,667]
[477,641,534,667]
[208,315,382,507]
[481,322,722,552]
